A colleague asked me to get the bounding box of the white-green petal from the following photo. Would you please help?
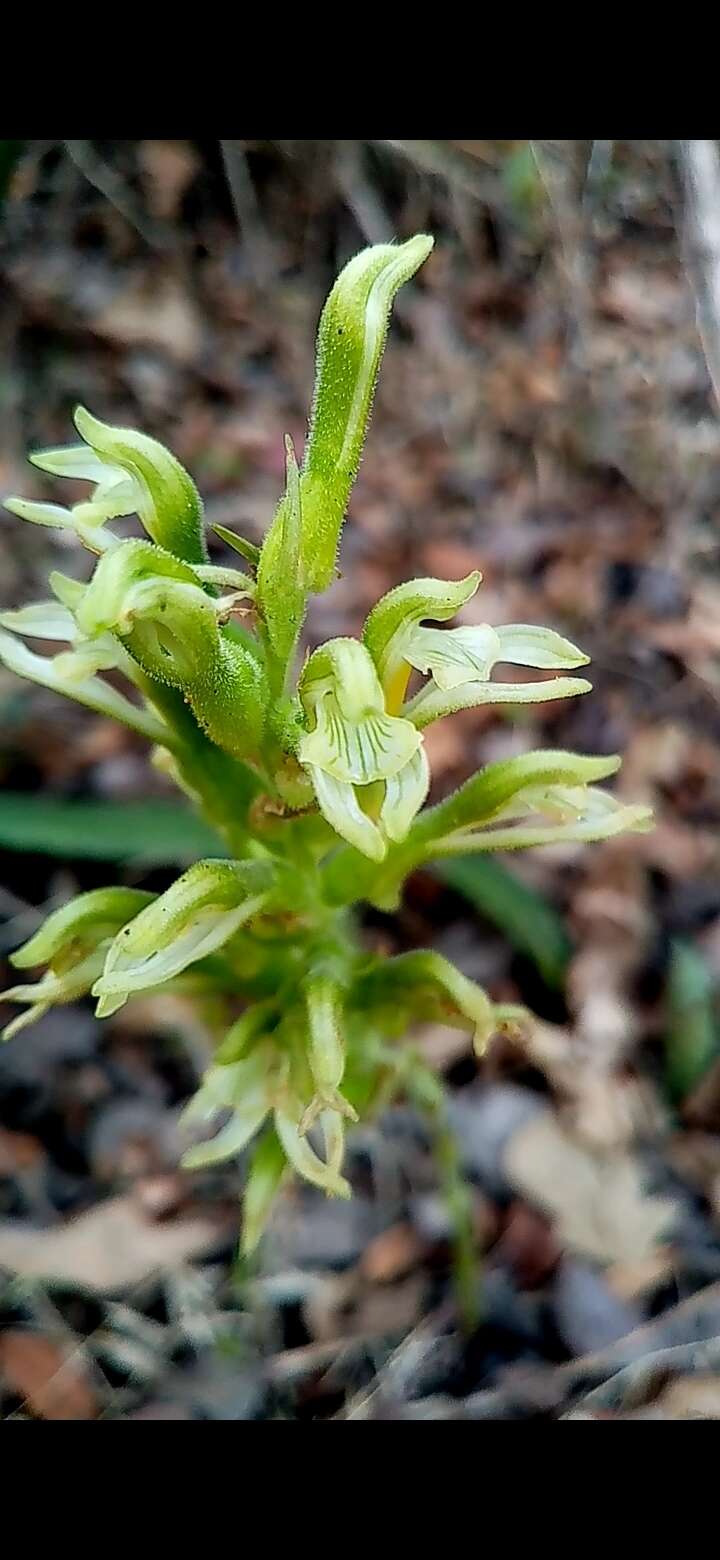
[380,745,430,843]
[490,782,639,829]
[0,602,77,641]
[29,446,121,484]
[307,766,387,862]
[209,1050,275,1112]
[406,675,593,729]
[437,801,654,856]
[4,497,75,530]
[0,949,106,1039]
[194,563,256,594]
[2,1001,53,1042]
[274,1106,351,1198]
[49,572,87,611]
[363,572,483,694]
[53,639,130,682]
[181,1099,270,1169]
[493,624,590,671]
[301,638,386,723]
[11,886,154,972]
[319,1108,346,1180]
[0,629,171,746]
[405,624,502,690]
[92,894,268,1008]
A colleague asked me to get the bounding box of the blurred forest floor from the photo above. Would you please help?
[3,140,720,1419]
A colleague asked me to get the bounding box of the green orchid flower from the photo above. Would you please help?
[180,1040,351,1200]
[363,572,592,726]
[0,887,154,1040]
[91,860,273,1018]
[298,637,429,861]
[6,406,207,562]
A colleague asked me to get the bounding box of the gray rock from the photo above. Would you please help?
[265,1192,381,1272]
[86,1098,182,1182]
[0,1009,99,1094]
[552,1258,644,1357]
[448,1084,548,1198]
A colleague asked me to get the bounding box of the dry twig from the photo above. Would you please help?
[676,139,720,414]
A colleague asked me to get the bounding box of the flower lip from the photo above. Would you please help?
[299,699,420,786]
[298,637,422,786]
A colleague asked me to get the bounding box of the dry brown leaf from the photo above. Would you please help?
[139,141,199,221]
[132,1173,188,1222]
[618,723,693,793]
[567,844,650,1073]
[0,1126,44,1173]
[93,276,203,363]
[0,1331,98,1420]
[563,1072,667,1152]
[642,818,719,878]
[667,1129,720,1190]
[653,1374,720,1420]
[543,558,603,620]
[421,540,485,580]
[503,1113,678,1266]
[0,1195,233,1293]
[359,1223,425,1284]
[604,1249,675,1301]
[303,1270,425,1345]
[512,1019,666,1150]
[600,266,687,331]
[495,1200,562,1289]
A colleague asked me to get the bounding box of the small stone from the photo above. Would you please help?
[551,1258,643,1356]
[448,1084,548,1198]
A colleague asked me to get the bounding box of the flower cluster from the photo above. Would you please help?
[0,236,652,1250]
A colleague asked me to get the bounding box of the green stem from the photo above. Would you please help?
[137,678,264,856]
[406,1058,481,1336]
[431,1104,482,1337]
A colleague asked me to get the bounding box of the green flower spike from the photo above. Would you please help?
[298,637,429,861]
[0,236,655,1262]
[1,887,154,1041]
[91,860,273,1018]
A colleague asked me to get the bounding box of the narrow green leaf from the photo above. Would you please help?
[665,939,720,1106]
[0,795,226,865]
[256,434,306,680]
[211,525,261,567]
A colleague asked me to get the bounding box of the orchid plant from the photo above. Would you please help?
[0,236,652,1255]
